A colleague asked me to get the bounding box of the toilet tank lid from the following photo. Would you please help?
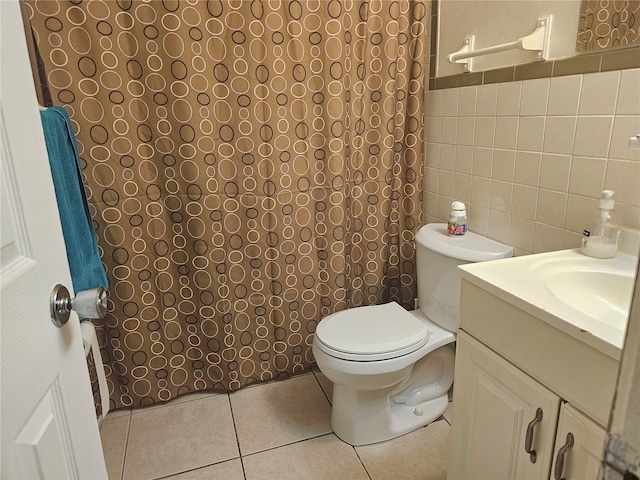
[416,223,513,262]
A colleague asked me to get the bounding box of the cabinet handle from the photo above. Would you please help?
[524,407,543,463]
[553,432,574,480]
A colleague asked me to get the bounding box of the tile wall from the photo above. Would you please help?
[423,68,640,255]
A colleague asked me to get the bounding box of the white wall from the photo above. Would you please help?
[438,0,582,76]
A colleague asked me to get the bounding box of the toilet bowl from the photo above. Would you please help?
[312,223,513,446]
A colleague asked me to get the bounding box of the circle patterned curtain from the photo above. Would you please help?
[25,0,426,409]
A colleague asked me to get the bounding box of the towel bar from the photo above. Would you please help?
[448,16,552,72]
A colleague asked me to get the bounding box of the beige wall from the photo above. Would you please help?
[424,69,640,255]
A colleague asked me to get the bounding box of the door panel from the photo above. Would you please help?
[0,1,107,478]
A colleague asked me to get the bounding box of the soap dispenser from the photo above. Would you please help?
[581,190,620,258]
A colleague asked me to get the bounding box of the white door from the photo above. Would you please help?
[0,1,107,478]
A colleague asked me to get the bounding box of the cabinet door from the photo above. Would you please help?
[448,331,561,480]
[550,404,606,480]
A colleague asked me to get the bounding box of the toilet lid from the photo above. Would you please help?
[315,302,428,355]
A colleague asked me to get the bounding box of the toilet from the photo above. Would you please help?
[312,223,513,446]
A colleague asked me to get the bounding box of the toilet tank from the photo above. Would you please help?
[415,223,513,332]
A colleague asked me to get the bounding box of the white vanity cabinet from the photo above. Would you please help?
[448,331,560,479]
[448,278,618,480]
[550,404,606,480]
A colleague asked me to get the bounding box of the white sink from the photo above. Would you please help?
[459,248,638,358]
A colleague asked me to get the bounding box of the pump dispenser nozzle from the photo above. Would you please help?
[581,190,620,258]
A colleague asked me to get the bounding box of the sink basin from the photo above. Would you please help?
[545,270,634,330]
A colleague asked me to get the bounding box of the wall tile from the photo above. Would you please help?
[547,75,582,115]
[458,86,477,116]
[564,194,599,234]
[509,216,535,252]
[573,116,613,157]
[492,149,516,182]
[425,167,439,193]
[487,209,511,243]
[425,191,438,217]
[427,89,443,117]
[512,184,538,220]
[471,176,491,207]
[609,116,640,161]
[533,222,564,253]
[543,116,577,154]
[426,117,442,143]
[514,151,541,186]
[539,153,571,192]
[497,82,522,116]
[476,83,498,116]
[490,180,513,213]
[440,144,456,170]
[562,231,583,249]
[494,116,519,149]
[472,147,493,177]
[578,71,620,115]
[516,116,546,152]
[455,145,473,173]
[616,69,640,115]
[519,78,549,116]
[605,160,640,206]
[473,116,496,148]
[426,142,441,168]
[437,195,453,220]
[441,117,458,144]
[569,156,606,197]
[454,173,472,202]
[438,170,454,196]
[424,69,640,257]
[456,117,475,145]
[536,189,567,228]
[468,204,489,235]
[442,88,459,116]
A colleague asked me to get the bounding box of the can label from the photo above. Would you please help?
[448,216,467,236]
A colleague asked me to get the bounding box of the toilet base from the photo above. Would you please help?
[331,385,449,446]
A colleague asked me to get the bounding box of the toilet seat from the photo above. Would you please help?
[315,302,431,361]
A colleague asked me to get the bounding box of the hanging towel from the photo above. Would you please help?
[40,106,108,294]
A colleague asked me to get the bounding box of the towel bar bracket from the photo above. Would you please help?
[448,16,552,73]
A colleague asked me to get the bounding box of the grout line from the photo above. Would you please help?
[119,412,132,480]
[353,446,373,480]
[226,392,248,480]
[151,457,240,480]
[241,432,336,458]
[312,370,333,405]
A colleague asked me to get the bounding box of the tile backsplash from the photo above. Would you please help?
[424,68,640,255]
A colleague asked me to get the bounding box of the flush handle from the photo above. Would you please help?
[524,407,543,463]
[553,432,574,480]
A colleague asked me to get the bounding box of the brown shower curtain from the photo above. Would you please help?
[25,0,427,409]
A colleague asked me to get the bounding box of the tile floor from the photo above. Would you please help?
[100,369,452,480]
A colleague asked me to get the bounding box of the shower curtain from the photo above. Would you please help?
[25,0,427,409]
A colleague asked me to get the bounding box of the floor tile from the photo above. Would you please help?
[132,390,223,414]
[100,415,130,480]
[123,395,239,480]
[161,459,245,480]
[355,420,451,480]
[243,434,369,480]
[230,374,332,455]
[104,407,131,420]
[313,370,334,404]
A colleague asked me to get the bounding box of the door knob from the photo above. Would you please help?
[50,284,107,327]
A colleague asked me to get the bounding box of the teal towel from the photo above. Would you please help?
[40,106,108,294]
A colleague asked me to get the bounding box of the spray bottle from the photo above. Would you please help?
[581,190,620,259]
